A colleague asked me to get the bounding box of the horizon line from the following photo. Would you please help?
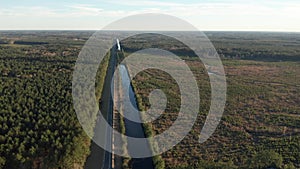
[0,29,300,33]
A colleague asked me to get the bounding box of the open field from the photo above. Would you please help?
[129,58,299,168]
[119,32,300,169]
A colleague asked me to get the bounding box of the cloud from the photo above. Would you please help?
[0,6,58,17]
[0,1,299,31]
[67,4,104,16]
[1,1,299,18]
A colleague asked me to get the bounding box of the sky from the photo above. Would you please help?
[0,0,299,31]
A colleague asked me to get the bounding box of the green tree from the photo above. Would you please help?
[0,157,6,168]
[248,150,283,169]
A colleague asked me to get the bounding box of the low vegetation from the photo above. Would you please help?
[119,33,300,169]
[0,31,299,169]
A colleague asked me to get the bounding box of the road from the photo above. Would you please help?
[84,41,117,169]
[84,39,154,169]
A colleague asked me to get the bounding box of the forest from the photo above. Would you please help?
[0,31,299,169]
[0,31,97,168]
